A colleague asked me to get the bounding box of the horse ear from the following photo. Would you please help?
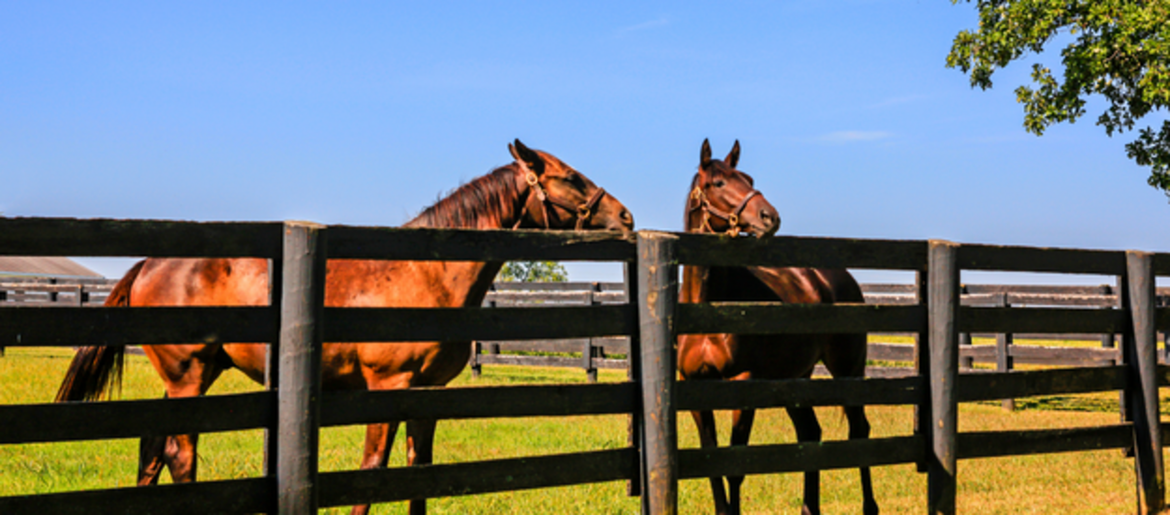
[700,139,712,167]
[725,140,741,169]
[511,139,544,175]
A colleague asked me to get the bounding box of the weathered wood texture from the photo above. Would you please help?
[636,231,679,515]
[674,233,927,269]
[1125,251,1165,514]
[928,240,959,515]
[956,425,1133,459]
[0,478,271,515]
[955,366,1127,402]
[957,244,1126,275]
[318,449,638,507]
[276,222,327,515]
[473,354,627,370]
[0,306,276,346]
[0,392,273,444]
[0,217,283,257]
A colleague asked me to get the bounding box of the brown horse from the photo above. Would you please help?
[55,140,634,515]
[677,140,878,515]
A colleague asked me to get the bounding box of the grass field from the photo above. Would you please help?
[1,345,1164,514]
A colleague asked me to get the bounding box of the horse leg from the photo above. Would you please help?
[690,410,730,515]
[786,406,822,515]
[137,434,167,486]
[350,421,402,515]
[726,409,755,515]
[846,405,879,515]
[406,419,437,515]
[150,357,225,484]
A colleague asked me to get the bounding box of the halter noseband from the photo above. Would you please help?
[689,185,760,236]
[512,159,607,230]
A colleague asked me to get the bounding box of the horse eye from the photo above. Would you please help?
[713,180,726,188]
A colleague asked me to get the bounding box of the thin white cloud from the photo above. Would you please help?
[616,17,669,36]
[819,131,894,143]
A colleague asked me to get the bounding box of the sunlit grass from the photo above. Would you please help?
[1,346,1164,514]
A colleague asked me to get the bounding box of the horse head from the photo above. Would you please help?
[509,139,635,234]
[687,139,779,238]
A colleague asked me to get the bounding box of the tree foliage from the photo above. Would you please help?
[947,0,1170,196]
[497,261,568,282]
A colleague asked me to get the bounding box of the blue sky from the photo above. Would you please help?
[3,1,1167,284]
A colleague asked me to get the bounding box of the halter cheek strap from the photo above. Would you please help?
[511,159,607,230]
[689,185,760,236]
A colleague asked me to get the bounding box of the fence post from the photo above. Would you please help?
[276,221,327,515]
[1125,251,1164,514]
[584,283,599,383]
[637,231,679,515]
[928,240,959,515]
[996,293,1015,411]
[625,262,646,501]
[914,269,930,473]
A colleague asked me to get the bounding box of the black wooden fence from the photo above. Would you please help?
[0,218,1167,515]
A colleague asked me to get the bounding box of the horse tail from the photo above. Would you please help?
[54,260,146,402]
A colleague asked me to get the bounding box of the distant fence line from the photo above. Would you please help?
[4,278,1167,377]
[472,281,1170,385]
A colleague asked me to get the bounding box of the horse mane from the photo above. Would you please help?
[405,164,523,229]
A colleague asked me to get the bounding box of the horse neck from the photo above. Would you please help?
[401,167,528,307]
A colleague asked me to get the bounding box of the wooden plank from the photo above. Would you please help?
[320,383,637,426]
[675,303,924,335]
[0,217,282,258]
[0,306,276,346]
[960,345,1120,365]
[1126,250,1165,513]
[959,307,1126,334]
[1153,253,1170,277]
[474,354,627,370]
[861,284,918,294]
[325,225,636,262]
[957,244,1126,275]
[637,231,679,515]
[324,305,635,342]
[317,448,637,507]
[928,240,959,515]
[955,366,1127,402]
[675,376,921,411]
[956,424,1132,459]
[674,233,927,270]
[0,477,271,515]
[490,281,625,292]
[868,343,916,362]
[678,435,922,479]
[276,221,326,515]
[0,392,273,444]
[964,284,1113,295]
[478,337,630,355]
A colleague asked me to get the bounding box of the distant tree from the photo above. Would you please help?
[947,0,1170,197]
[497,261,568,282]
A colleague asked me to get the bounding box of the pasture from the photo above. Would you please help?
[2,346,1160,514]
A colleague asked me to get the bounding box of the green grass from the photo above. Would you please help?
[0,346,1163,514]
